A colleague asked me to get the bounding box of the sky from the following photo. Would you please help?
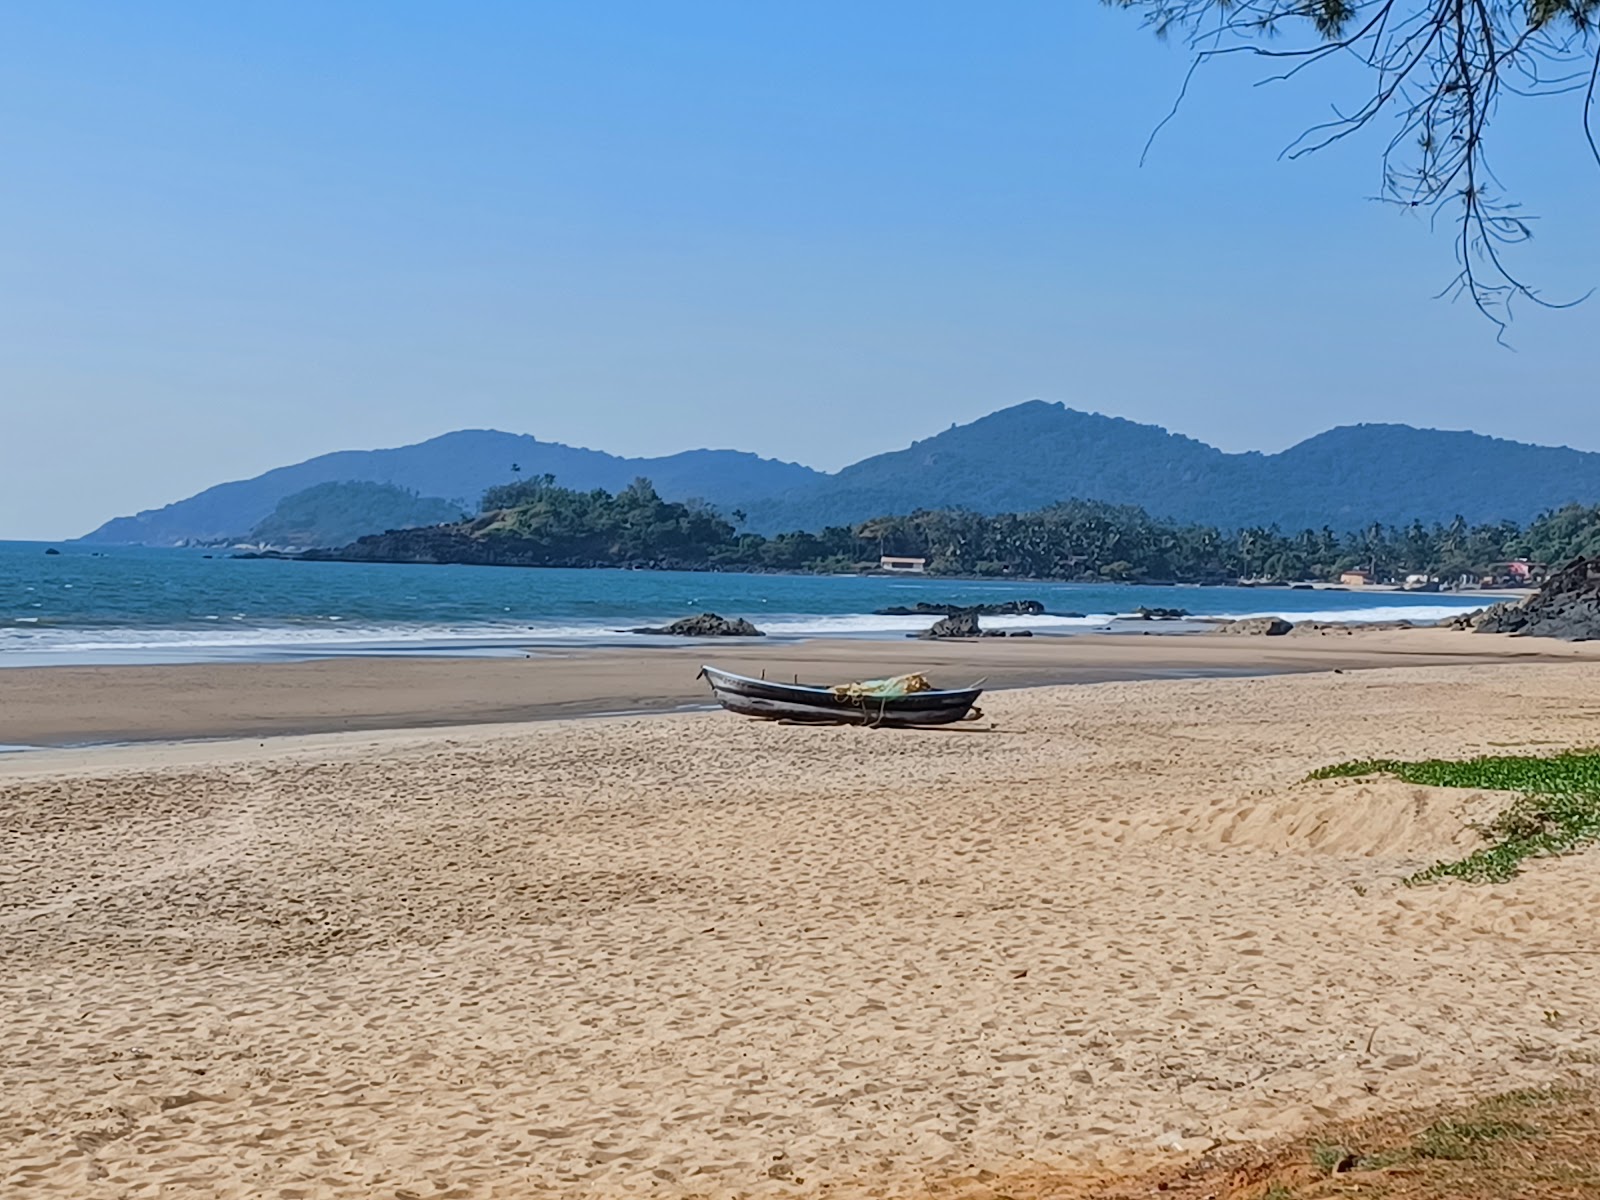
[2,2,1598,540]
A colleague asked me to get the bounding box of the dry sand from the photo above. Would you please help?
[4,661,1600,1198]
[6,625,1600,746]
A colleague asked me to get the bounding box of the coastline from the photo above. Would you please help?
[4,660,1598,1197]
[3,625,1595,750]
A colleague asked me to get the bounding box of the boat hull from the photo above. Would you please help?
[698,666,983,727]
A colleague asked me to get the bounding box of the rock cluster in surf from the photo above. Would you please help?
[630,613,765,637]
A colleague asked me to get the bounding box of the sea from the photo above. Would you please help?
[0,540,1491,668]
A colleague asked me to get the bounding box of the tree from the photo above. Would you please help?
[1110,0,1600,333]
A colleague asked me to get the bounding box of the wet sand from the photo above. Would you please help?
[4,626,1598,747]
[3,660,1599,1197]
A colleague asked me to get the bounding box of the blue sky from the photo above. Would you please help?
[3,2,1597,539]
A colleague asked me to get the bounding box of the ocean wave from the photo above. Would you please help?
[0,621,623,655]
[754,612,1114,636]
[0,597,1487,662]
[1208,604,1482,626]
[0,612,1116,656]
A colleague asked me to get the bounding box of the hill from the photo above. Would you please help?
[741,403,1600,533]
[737,404,1239,531]
[79,430,821,546]
[245,482,467,550]
[77,404,1600,544]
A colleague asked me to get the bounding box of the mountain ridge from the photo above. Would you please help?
[80,430,821,546]
[77,402,1600,545]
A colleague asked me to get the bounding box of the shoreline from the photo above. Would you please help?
[2,625,1594,750]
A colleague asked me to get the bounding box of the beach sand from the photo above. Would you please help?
[5,625,1600,747]
[4,659,1600,1197]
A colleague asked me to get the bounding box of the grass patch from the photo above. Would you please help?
[1412,1117,1540,1160]
[1307,749,1600,791]
[1307,751,1600,883]
[1308,1142,1352,1175]
[1102,1088,1599,1199]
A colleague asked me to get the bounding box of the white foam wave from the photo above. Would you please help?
[1208,604,1482,625]
[755,612,1113,636]
[0,598,1485,663]
[0,621,623,655]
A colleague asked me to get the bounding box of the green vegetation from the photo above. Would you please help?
[785,498,1600,581]
[332,470,1600,581]
[472,476,742,566]
[1409,792,1600,884]
[1308,751,1600,791]
[1179,1089,1599,1199]
[1310,752,1600,883]
[1412,1116,1540,1161]
[249,482,465,548]
[1308,1142,1355,1175]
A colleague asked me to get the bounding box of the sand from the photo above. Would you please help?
[6,625,1600,747]
[4,661,1600,1198]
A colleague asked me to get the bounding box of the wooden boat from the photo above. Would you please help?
[697,665,984,727]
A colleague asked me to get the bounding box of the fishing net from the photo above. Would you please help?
[828,673,935,700]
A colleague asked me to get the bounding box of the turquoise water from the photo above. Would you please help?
[1,540,1488,666]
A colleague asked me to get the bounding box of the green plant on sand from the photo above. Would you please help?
[1307,751,1600,884]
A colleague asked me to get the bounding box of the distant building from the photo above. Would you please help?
[1490,559,1548,585]
[879,555,927,574]
[1339,569,1373,586]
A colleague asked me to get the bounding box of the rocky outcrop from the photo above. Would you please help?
[919,610,983,639]
[630,613,764,637]
[1134,606,1189,620]
[1440,606,1507,631]
[1473,559,1600,639]
[1214,616,1292,636]
[874,600,1045,617]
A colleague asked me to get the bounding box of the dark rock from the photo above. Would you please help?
[1473,558,1600,640]
[1214,616,1292,636]
[1008,629,1034,637]
[43,548,59,555]
[1059,611,1087,619]
[1134,606,1189,620]
[1440,607,1500,631]
[630,612,764,637]
[874,600,1044,617]
[918,610,983,639]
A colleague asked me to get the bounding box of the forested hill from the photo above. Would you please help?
[77,430,821,546]
[311,477,1600,584]
[246,482,467,550]
[78,403,1600,544]
[737,403,1600,533]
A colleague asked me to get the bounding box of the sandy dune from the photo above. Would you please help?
[4,663,1600,1197]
